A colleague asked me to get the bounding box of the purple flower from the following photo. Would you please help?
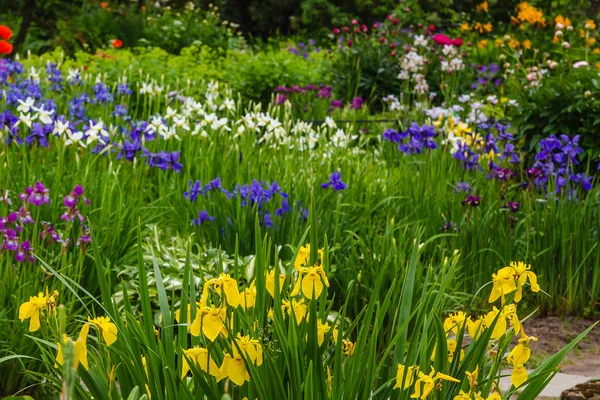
[40,222,61,244]
[184,180,204,202]
[454,182,471,194]
[192,210,215,226]
[331,100,344,109]
[461,195,481,207]
[350,97,364,110]
[2,228,19,251]
[26,123,51,147]
[321,171,348,191]
[15,240,34,263]
[505,201,520,212]
[22,182,50,206]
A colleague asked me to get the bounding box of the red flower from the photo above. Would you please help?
[332,28,340,35]
[111,39,123,48]
[0,25,12,41]
[433,34,452,46]
[343,26,349,32]
[428,25,436,32]
[390,43,396,49]
[392,18,399,25]
[347,40,353,47]
[0,40,13,55]
[361,24,368,32]
[451,38,464,47]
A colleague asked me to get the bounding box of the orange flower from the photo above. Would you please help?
[460,22,471,32]
[523,39,531,49]
[111,39,123,48]
[515,2,545,27]
[100,1,109,8]
[483,22,493,32]
[478,39,488,49]
[554,15,571,27]
[585,20,597,30]
[593,48,600,55]
[0,40,12,55]
[0,25,12,41]
[476,1,489,12]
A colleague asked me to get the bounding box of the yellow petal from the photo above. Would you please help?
[227,354,250,386]
[511,364,528,388]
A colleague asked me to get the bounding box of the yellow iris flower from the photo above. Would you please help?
[234,333,263,366]
[489,261,540,303]
[282,299,307,323]
[56,323,90,371]
[292,265,329,299]
[394,364,420,390]
[265,270,285,298]
[181,346,219,378]
[19,293,49,332]
[88,315,118,346]
[411,367,460,399]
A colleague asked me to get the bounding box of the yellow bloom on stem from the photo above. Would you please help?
[293,265,329,299]
[181,346,219,378]
[483,22,493,32]
[476,1,489,12]
[523,39,532,49]
[467,316,486,339]
[234,333,263,366]
[241,280,257,309]
[282,299,307,323]
[478,40,489,50]
[223,352,251,386]
[294,244,324,271]
[460,22,471,31]
[315,320,337,346]
[342,339,355,356]
[484,307,507,340]
[393,364,419,390]
[56,323,89,371]
[46,290,59,314]
[19,293,48,332]
[444,311,467,335]
[489,261,540,303]
[507,335,537,387]
[503,303,522,335]
[466,365,478,390]
[88,316,118,346]
[411,367,459,399]
[265,270,285,298]
[487,392,502,400]
[197,305,226,341]
[206,273,241,307]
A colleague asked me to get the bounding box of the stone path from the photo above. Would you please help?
[499,369,596,399]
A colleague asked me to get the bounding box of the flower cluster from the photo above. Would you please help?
[184,178,298,228]
[383,123,437,155]
[529,134,593,195]
[394,261,540,397]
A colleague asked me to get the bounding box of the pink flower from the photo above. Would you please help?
[347,40,353,47]
[451,38,464,47]
[333,28,341,35]
[433,34,452,45]
[351,19,358,25]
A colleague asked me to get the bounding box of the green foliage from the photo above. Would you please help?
[511,67,600,162]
